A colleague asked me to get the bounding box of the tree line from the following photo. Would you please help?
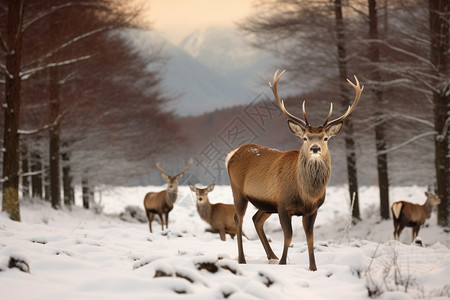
[238,0,448,226]
[0,0,181,221]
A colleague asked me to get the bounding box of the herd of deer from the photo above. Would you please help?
[143,70,441,271]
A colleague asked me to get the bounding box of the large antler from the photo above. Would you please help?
[270,69,307,127]
[324,75,364,127]
[175,158,193,177]
[155,162,169,177]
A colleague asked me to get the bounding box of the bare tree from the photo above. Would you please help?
[1,0,24,221]
[429,0,449,226]
[240,0,362,219]
[368,0,390,219]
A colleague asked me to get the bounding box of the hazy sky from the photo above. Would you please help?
[147,0,253,43]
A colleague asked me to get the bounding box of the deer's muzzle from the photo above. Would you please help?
[310,145,322,157]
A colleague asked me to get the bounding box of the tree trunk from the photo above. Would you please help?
[368,0,390,219]
[334,0,361,220]
[429,0,449,226]
[2,0,24,221]
[21,145,30,199]
[31,150,43,199]
[62,143,75,207]
[49,68,61,209]
[82,177,90,209]
[44,168,50,202]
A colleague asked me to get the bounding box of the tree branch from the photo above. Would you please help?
[367,39,437,70]
[437,117,450,142]
[22,2,108,32]
[389,113,435,128]
[18,109,70,135]
[377,131,438,156]
[29,25,114,69]
[17,169,44,177]
[20,54,93,80]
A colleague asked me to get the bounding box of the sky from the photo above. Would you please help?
[146,0,253,44]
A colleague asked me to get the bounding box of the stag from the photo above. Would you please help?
[226,70,363,270]
[143,159,193,232]
[391,192,441,242]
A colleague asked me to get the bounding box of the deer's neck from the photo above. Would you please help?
[298,152,331,199]
[167,188,178,204]
[422,199,434,218]
[196,202,212,222]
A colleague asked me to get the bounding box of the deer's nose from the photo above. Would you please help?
[199,197,203,201]
[311,146,321,154]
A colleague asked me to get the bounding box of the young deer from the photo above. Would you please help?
[189,184,242,241]
[391,192,441,242]
[226,70,363,270]
[143,159,193,233]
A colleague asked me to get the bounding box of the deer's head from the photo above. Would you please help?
[189,184,214,206]
[156,159,193,193]
[270,70,363,160]
[425,192,441,206]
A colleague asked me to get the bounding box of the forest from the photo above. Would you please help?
[0,0,449,228]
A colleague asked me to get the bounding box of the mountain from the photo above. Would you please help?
[127,27,275,116]
[179,26,275,93]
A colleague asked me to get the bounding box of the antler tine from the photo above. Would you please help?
[302,101,310,126]
[176,158,193,177]
[322,103,333,126]
[326,75,364,127]
[270,69,307,126]
[155,162,169,176]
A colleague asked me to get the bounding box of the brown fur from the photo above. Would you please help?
[143,160,192,233]
[391,192,441,242]
[227,70,362,271]
[143,190,177,233]
[227,140,333,270]
[189,184,243,241]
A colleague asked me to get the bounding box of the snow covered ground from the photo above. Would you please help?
[1,185,449,299]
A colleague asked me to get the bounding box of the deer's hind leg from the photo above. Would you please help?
[253,209,278,260]
[158,213,164,231]
[233,191,248,264]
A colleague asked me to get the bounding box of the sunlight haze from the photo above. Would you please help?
[148,0,253,43]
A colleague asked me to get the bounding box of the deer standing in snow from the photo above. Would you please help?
[143,159,193,232]
[189,184,243,241]
[391,192,441,242]
[226,70,363,271]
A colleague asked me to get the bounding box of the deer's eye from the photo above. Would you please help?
[324,137,328,141]
[303,137,307,141]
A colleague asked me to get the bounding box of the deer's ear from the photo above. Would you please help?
[287,120,305,137]
[189,184,196,192]
[326,122,343,137]
[207,184,215,192]
[161,173,170,181]
[176,173,184,181]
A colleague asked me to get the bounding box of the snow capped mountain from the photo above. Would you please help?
[179,26,267,75]
[179,26,276,93]
[127,27,275,116]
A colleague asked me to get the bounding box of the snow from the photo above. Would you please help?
[1,185,449,299]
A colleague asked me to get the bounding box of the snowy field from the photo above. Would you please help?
[1,185,449,299]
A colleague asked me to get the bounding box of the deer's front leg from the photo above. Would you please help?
[303,211,318,271]
[165,212,169,229]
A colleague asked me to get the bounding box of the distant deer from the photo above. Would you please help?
[226,70,363,271]
[189,184,244,241]
[143,159,193,232]
[391,192,441,242]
